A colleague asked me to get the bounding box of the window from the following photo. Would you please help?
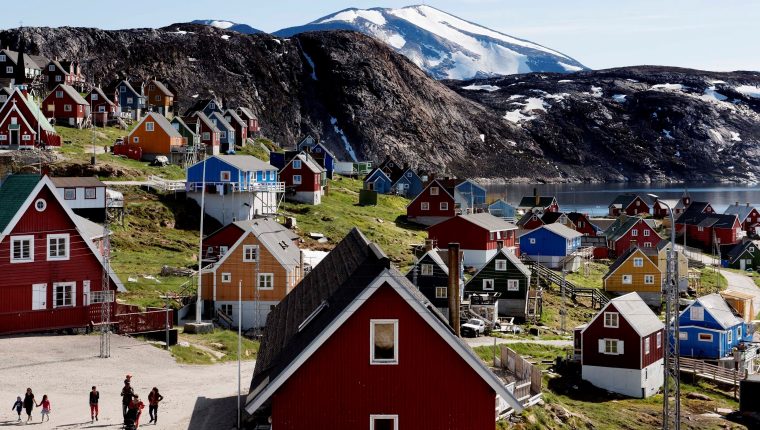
[155,95,161,101]
[698,333,713,342]
[622,275,632,284]
[48,64,54,71]
[370,320,398,364]
[644,338,650,354]
[439,202,448,211]
[483,279,495,290]
[120,86,126,93]
[85,188,96,199]
[11,236,34,263]
[219,246,228,255]
[53,282,75,308]
[6,66,13,73]
[293,175,302,185]
[738,326,742,338]
[149,84,155,90]
[633,257,643,267]
[220,304,233,317]
[644,274,655,284]
[420,202,429,211]
[202,132,210,140]
[47,234,69,261]
[698,226,704,232]
[220,131,226,139]
[55,75,61,82]
[644,229,650,237]
[420,264,433,276]
[644,242,652,248]
[243,245,259,262]
[507,279,519,291]
[657,332,662,348]
[220,171,231,181]
[679,332,688,340]
[221,273,231,283]
[0,54,5,61]
[47,104,54,112]
[22,134,31,141]
[91,93,98,100]
[728,330,733,343]
[98,105,105,112]
[370,415,398,430]
[529,238,536,244]
[133,136,139,144]
[55,90,63,98]
[601,339,622,354]
[406,172,412,177]
[435,287,447,298]
[293,160,302,169]
[495,259,507,271]
[145,121,154,132]
[209,102,215,109]
[258,273,274,290]
[64,104,73,112]
[604,312,619,328]
[126,96,133,104]
[430,186,439,196]
[35,198,46,212]
[690,306,704,321]
[64,188,76,200]
[631,229,638,236]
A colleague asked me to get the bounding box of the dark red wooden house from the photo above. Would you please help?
[245,228,522,429]
[676,212,741,251]
[0,88,60,148]
[567,212,597,236]
[406,178,457,226]
[188,112,220,155]
[603,216,660,257]
[42,84,89,127]
[0,174,124,335]
[279,152,326,205]
[608,194,650,217]
[516,211,544,230]
[724,203,760,235]
[85,87,118,126]
[427,213,517,270]
[576,292,664,398]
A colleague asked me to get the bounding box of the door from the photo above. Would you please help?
[10,129,19,147]
[740,259,746,270]
[32,284,47,310]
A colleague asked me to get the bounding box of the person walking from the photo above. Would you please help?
[129,395,145,429]
[22,388,35,423]
[121,381,135,418]
[11,396,22,421]
[147,387,164,424]
[89,386,100,422]
[38,394,51,422]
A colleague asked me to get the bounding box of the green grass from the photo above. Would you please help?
[237,137,276,161]
[178,329,260,363]
[566,262,609,289]
[169,344,213,365]
[697,268,728,295]
[279,177,426,266]
[473,343,570,365]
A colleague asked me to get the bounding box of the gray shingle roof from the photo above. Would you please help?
[194,111,220,133]
[293,153,325,173]
[724,204,756,223]
[232,218,300,268]
[691,293,743,329]
[150,80,173,97]
[53,84,88,105]
[542,222,583,239]
[459,213,517,232]
[216,154,277,172]
[609,292,664,336]
[143,112,182,138]
[210,111,234,132]
[50,176,105,188]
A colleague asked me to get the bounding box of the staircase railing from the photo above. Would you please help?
[521,255,609,309]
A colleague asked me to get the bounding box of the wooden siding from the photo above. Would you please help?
[42,86,88,122]
[609,220,660,256]
[281,161,320,192]
[465,253,529,319]
[406,254,449,310]
[604,249,663,294]
[271,284,498,430]
[407,181,455,220]
[128,115,184,155]
[582,302,652,370]
[428,217,516,252]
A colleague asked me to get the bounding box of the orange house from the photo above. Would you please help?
[127,112,185,159]
[144,80,174,118]
[603,246,663,307]
[200,219,303,328]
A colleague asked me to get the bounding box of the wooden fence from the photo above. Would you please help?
[495,345,542,403]
[117,309,173,334]
[677,356,745,395]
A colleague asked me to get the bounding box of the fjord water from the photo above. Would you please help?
[487,183,760,216]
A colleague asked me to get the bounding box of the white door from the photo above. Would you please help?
[32,284,47,310]
[740,259,747,270]
[82,280,91,306]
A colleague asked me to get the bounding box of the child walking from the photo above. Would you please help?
[147,387,164,424]
[89,386,100,422]
[38,394,51,422]
[11,396,22,421]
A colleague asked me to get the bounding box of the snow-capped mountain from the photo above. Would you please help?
[191,19,262,34]
[274,5,587,79]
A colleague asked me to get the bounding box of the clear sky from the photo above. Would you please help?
[2,0,758,72]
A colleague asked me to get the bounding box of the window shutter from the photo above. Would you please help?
[72,284,77,307]
[598,339,605,353]
[618,340,624,354]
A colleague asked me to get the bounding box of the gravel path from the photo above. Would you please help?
[719,268,760,311]
[0,334,254,430]
[465,335,572,348]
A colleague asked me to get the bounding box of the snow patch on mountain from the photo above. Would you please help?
[330,117,358,162]
[462,84,500,92]
[736,85,760,99]
[210,20,235,29]
[320,9,387,26]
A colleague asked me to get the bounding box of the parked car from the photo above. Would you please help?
[461,318,485,337]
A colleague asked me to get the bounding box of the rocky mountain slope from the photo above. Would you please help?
[190,19,262,34]
[0,25,758,182]
[274,5,588,79]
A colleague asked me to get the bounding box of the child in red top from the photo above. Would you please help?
[129,396,145,429]
[38,395,51,422]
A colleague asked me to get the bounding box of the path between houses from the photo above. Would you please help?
[465,336,572,349]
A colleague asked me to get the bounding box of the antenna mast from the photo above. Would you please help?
[99,195,112,358]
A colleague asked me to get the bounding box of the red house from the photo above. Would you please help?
[608,194,650,217]
[280,152,326,205]
[0,174,124,335]
[567,212,597,236]
[84,87,118,126]
[576,292,664,398]
[724,203,760,235]
[676,212,741,251]
[603,216,661,257]
[516,211,544,230]
[245,228,522,428]
[42,60,85,91]
[188,112,220,155]
[42,84,90,127]
[0,88,60,148]
[236,106,260,136]
[427,213,517,269]
[406,178,457,226]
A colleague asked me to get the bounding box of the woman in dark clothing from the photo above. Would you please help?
[147,387,164,424]
[23,388,36,422]
[121,382,135,418]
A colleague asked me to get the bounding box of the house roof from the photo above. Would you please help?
[87,87,116,106]
[590,218,615,232]
[237,106,256,120]
[209,111,234,132]
[725,241,756,263]
[231,218,300,268]
[193,111,220,132]
[224,109,246,128]
[52,84,88,105]
[7,89,55,132]
[0,49,46,70]
[0,174,41,232]
[142,112,182,138]
[458,213,517,232]
[50,176,105,188]
[516,211,539,227]
[604,216,643,242]
[676,202,713,224]
[656,199,679,209]
[681,212,738,229]
[686,293,743,329]
[149,80,173,97]
[409,249,449,277]
[183,98,218,116]
[724,204,756,222]
[290,153,325,174]
[603,246,658,280]
[171,116,196,135]
[607,292,664,336]
[214,155,277,172]
[540,222,583,240]
[517,195,556,209]
[541,211,566,225]
[246,228,522,414]
[74,214,108,240]
[28,54,50,70]
[116,79,141,95]
[609,193,642,209]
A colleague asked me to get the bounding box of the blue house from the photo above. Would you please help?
[186,155,282,223]
[184,97,222,117]
[363,167,394,194]
[113,80,145,120]
[519,223,582,270]
[209,112,236,153]
[488,199,517,221]
[676,293,750,359]
[455,180,487,211]
[391,167,424,198]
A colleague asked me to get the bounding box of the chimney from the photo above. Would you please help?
[736,202,740,206]
[299,250,305,279]
[424,239,435,252]
[534,187,539,206]
[747,202,751,207]
[447,243,461,336]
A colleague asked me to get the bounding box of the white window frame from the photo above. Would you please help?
[133,136,139,144]
[435,287,447,299]
[0,54,5,61]
[53,282,75,308]
[430,186,439,196]
[602,339,622,355]
[64,188,76,200]
[483,279,495,291]
[529,238,536,244]
[420,264,433,276]
[738,326,742,338]
[698,333,713,342]
[507,279,519,292]
[257,273,274,290]
[243,245,259,262]
[727,330,733,343]
[220,304,233,317]
[220,171,231,181]
[644,229,650,237]
[293,175,302,185]
[64,104,72,112]
[644,274,655,284]
[633,257,643,267]
[85,187,97,199]
[202,131,210,140]
[6,66,13,73]
[679,332,688,340]
[91,93,98,101]
[370,319,398,365]
[657,332,662,348]
[145,121,154,132]
[690,306,704,321]
[622,274,632,285]
[440,202,448,211]
[221,273,231,283]
[495,259,507,271]
[631,229,638,237]
[370,415,398,430]
[420,202,429,211]
[55,90,63,98]
[644,337,651,354]
[11,235,34,263]
[604,312,619,328]
[47,233,70,261]
[293,160,302,169]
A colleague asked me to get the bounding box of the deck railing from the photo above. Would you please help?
[117,309,173,334]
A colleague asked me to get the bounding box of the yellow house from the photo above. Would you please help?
[201,218,303,328]
[643,240,688,289]
[603,246,663,307]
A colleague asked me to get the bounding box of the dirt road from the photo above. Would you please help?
[465,336,572,348]
[0,334,254,429]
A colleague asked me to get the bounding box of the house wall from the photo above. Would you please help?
[455,181,487,209]
[128,116,183,155]
[0,186,115,334]
[55,186,106,210]
[214,299,278,328]
[201,223,246,260]
[520,228,575,258]
[572,214,597,236]
[270,284,498,430]
[144,83,173,116]
[188,191,278,225]
[0,107,36,147]
[610,221,660,256]
[678,302,749,359]
[603,250,663,295]
[42,88,87,125]
[407,182,455,222]
[428,217,516,256]
[281,162,320,193]
[582,360,663,398]
[364,170,392,194]
[465,253,529,319]
[406,254,450,310]
[582,303,647,370]
[197,121,221,154]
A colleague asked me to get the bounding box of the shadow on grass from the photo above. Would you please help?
[189,394,241,430]
[394,215,427,232]
[547,362,633,404]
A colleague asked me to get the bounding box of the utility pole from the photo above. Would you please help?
[99,196,112,358]
[196,160,207,323]
[561,268,567,333]
[237,279,242,430]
